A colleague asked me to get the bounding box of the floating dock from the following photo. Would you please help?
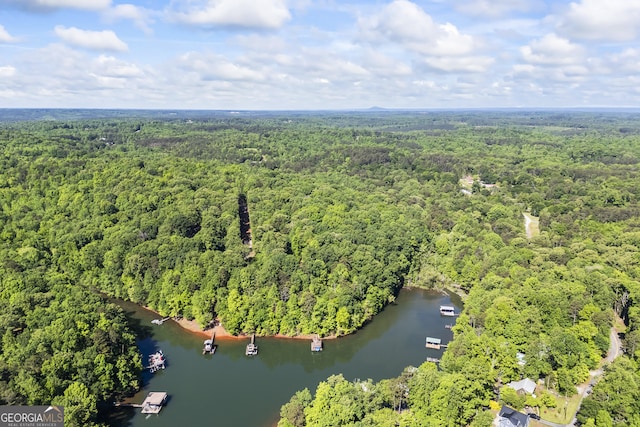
[425,337,442,350]
[147,350,165,373]
[311,335,323,352]
[246,334,258,356]
[203,331,216,355]
[140,392,167,414]
[439,305,456,317]
[151,317,170,325]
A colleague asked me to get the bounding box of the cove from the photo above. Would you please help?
[110,288,462,427]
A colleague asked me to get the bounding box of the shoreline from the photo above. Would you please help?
[404,282,468,302]
[173,317,338,341]
[137,304,338,342]
[134,285,464,342]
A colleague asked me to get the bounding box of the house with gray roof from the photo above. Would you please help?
[507,378,537,396]
[496,405,530,427]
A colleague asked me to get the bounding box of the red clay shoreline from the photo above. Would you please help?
[176,316,339,341]
[138,303,338,341]
[132,287,456,342]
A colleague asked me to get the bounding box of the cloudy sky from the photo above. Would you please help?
[1,0,639,109]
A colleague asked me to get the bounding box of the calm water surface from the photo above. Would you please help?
[111,288,461,427]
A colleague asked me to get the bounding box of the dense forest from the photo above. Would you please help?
[1,110,640,426]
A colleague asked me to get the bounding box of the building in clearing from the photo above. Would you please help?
[141,392,167,414]
[496,405,530,427]
[507,378,537,396]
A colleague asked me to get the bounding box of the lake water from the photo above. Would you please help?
[110,288,461,427]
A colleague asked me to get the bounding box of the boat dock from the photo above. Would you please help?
[147,350,165,373]
[141,392,167,414]
[311,335,323,352]
[203,331,216,355]
[246,334,258,356]
[426,357,440,363]
[151,317,170,325]
[439,305,456,317]
[116,391,168,414]
[425,337,442,349]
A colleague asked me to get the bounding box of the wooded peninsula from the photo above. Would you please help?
[1,110,639,426]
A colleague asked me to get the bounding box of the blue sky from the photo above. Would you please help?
[1,0,639,109]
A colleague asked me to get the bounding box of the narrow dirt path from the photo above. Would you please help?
[606,327,622,363]
[567,327,623,426]
[535,327,622,427]
[522,212,540,239]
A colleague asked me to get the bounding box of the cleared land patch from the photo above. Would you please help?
[523,212,540,239]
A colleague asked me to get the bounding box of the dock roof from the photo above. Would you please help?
[143,392,167,406]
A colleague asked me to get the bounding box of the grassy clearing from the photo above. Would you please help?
[614,316,626,333]
[539,393,581,424]
[523,212,540,239]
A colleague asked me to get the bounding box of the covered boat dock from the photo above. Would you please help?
[141,392,167,414]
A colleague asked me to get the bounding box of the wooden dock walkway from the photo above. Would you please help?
[115,391,168,414]
[114,403,143,408]
[246,334,258,356]
[203,330,216,355]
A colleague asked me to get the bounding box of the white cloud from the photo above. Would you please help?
[169,0,291,29]
[103,4,154,34]
[423,55,494,73]
[359,0,476,56]
[89,57,148,88]
[588,48,640,77]
[0,24,17,43]
[93,55,144,78]
[229,34,372,84]
[521,33,585,66]
[509,61,588,90]
[362,49,412,76]
[1,43,157,107]
[54,26,128,52]
[4,0,640,109]
[0,0,111,11]
[606,49,640,74]
[608,75,640,91]
[557,0,640,41]
[233,34,288,53]
[177,51,265,82]
[455,0,535,18]
[0,65,16,78]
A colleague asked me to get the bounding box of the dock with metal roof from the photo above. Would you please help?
[141,392,167,414]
